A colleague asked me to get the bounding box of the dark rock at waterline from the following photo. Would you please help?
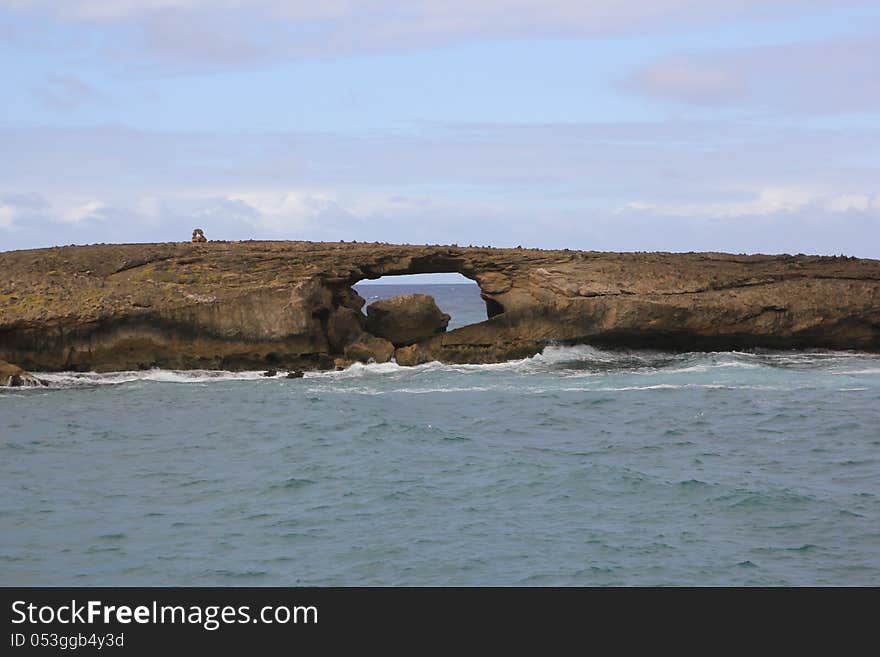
[262,369,278,377]
[0,359,46,387]
[313,354,338,371]
[287,369,304,378]
[365,293,451,347]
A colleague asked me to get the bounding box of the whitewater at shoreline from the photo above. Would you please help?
[9,345,879,390]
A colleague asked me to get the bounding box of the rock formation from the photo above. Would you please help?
[0,359,45,386]
[192,228,207,243]
[0,241,878,373]
[365,294,451,347]
[344,334,395,364]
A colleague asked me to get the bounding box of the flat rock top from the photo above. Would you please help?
[367,293,449,312]
[1,240,878,328]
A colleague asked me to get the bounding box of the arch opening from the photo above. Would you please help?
[354,272,486,330]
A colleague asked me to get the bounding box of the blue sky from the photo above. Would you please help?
[1,1,879,256]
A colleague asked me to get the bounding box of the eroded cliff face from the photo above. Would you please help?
[1,240,878,372]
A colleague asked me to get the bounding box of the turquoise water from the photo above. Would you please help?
[1,284,879,585]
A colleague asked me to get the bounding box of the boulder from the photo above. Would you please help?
[333,357,354,370]
[393,344,424,367]
[365,294,451,347]
[0,359,45,387]
[326,306,365,351]
[343,334,395,363]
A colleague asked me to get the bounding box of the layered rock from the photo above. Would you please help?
[0,241,878,372]
[365,294,451,347]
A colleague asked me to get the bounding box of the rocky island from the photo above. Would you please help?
[1,241,878,376]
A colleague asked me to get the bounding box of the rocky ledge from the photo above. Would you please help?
[0,241,878,373]
[0,359,45,386]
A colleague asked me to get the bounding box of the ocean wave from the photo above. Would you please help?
[317,385,496,395]
[537,345,880,376]
[310,382,817,396]
[574,384,776,392]
[18,344,880,389]
[35,368,275,387]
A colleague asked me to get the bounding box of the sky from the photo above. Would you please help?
[1,1,879,257]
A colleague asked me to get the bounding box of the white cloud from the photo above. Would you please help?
[0,193,51,232]
[2,121,879,256]
[618,187,880,219]
[228,191,342,233]
[825,193,873,213]
[625,61,745,105]
[4,1,852,27]
[0,203,15,228]
[625,34,880,113]
[61,199,107,224]
[135,195,164,219]
[31,73,100,110]
[8,185,878,258]
[1,1,865,64]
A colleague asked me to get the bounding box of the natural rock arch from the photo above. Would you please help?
[345,252,510,321]
[355,272,484,324]
[1,241,877,372]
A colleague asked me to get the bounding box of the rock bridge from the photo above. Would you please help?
[1,240,878,372]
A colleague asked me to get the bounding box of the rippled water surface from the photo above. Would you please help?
[2,284,879,585]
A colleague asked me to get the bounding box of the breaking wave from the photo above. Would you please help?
[12,344,879,390]
[35,369,274,387]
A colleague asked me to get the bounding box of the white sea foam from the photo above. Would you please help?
[36,368,273,387]
[21,344,879,390]
[535,344,621,363]
[588,383,784,392]
[305,382,799,395]
[317,385,497,395]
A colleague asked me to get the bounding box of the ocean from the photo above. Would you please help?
[2,283,878,586]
